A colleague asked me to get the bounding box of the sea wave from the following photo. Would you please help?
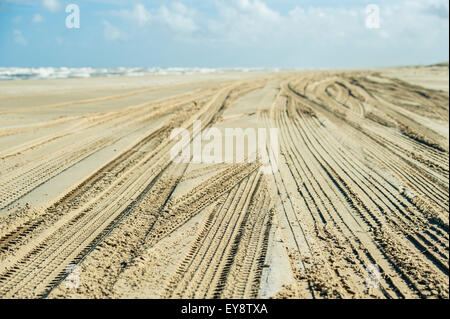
[0,67,272,81]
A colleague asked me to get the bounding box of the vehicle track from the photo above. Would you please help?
[0,70,448,299]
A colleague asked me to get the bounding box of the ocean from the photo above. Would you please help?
[0,67,273,81]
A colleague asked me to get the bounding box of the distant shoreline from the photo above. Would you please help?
[0,67,283,81]
[1,62,447,81]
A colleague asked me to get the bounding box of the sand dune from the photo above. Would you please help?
[0,66,448,299]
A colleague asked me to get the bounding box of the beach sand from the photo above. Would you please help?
[0,66,448,299]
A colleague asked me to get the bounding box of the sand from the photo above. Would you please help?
[0,66,448,299]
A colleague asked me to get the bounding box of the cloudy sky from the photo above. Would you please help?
[0,0,448,68]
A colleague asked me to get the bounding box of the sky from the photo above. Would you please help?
[0,0,448,69]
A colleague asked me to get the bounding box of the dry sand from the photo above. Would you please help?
[0,66,448,299]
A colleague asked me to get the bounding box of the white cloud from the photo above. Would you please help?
[157,2,198,33]
[411,0,449,19]
[134,3,151,26]
[200,0,449,56]
[42,0,61,12]
[103,0,448,67]
[110,2,198,35]
[111,4,151,27]
[103,21,127,41]
[234,0,280,21]
[207,0,282,43]
[13,30,27,46]
[32,14,44,23]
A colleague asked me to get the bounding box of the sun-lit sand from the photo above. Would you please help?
[0,65,448,299]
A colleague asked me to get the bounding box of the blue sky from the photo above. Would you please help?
[0,0,448,68]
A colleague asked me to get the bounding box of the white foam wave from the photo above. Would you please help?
[0,67,272,81]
